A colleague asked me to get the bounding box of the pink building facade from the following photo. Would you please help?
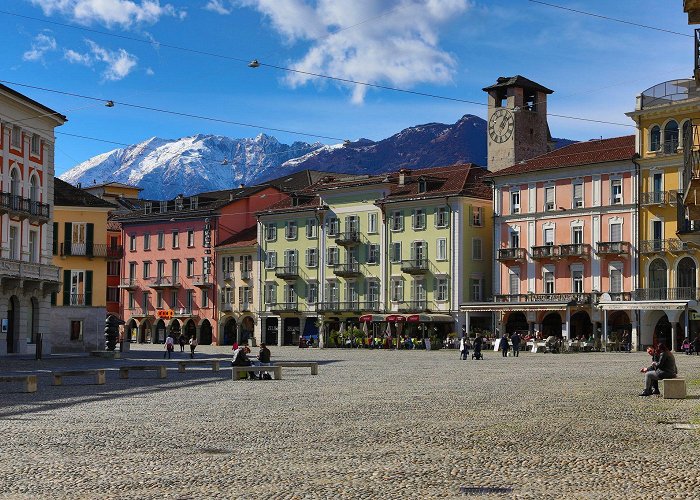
[487,136,639,342]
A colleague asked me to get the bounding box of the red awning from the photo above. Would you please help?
[407,315,420,323]
[359,315,372,323]
[386,315,406,322]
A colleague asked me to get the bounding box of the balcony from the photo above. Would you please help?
[240,302,251,312]
[682,117,700,218]
[596,241,631,256]
[240,269,252,280]
[119,277,138,289]
[275,265,299,280]
[221,302,233,312]
[400,259,429,275]
[559,244,591,260]
[60,243,124,259]
[269,301,299,314]
[223,271,234,282]
[173,307,194,317]
[0,259,60,284]
[397,300,430,313]
[333,263,362,278]
[639,239,669,254]
[494,293,592,305]
[191,274,213,288]
[317,301,361,313]
[497,248,526,262]
[641,191,679,206]
[595,292,632,302]
[334,231,361,247]
[0,193,50,222]
[126,307,152,317]
[65,293,91,306]
[668,239,691,253]
[531,245,560,260]
[147,276,181,289]
[634,288,700,301]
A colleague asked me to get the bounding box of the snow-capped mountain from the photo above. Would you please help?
[60,114,574,199]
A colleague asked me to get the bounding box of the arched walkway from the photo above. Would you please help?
[542,313,562,338]
[677,257,696,298]
[505,312,528,335]
[183,319,196,341]
[140,320,153,344]
[127,319,140,343]
[7,296,19,353]
[240,316,254,344]
[199,320,212,345]
[649,259,667,299]
[265,317,279,345]
[653,314,671,347]
[570,311,592,340]
[608,311,631,346]
[155,320,166,343]
[222,318,237,345]
[169,319,182,340]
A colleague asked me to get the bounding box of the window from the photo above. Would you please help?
[611,179,622,204]
[573,183,583,208]
[544,186,555,211]
[172,230,179,248]
[412,209,426,230]
[129,234,136,252]
[572,269,584,293]
[31,134,40,154]
[143,291,151,311]
[472,206,483,226]
[187,230,195,247]
[345,215,359,234]
[170,290,177,309]
[472,238,482,260]
[265,251,277,269]
[175,197,184,211]
[436,238,447,261]
[285,221,298,240]
[327,217,339,236]
[28,230,38,263]
[510,230,520,248]
[107,287,119,303]
[68,271,86,305]
[511,190,520,214]
[172,261,180,282]
[70,320,83,342]
[143,262,151,279]
[203,256,211,276]
[327,247,339,266]
[436,278,448,301]
[610,223,622,242]
[107,261,120,276]
[157,232,165,249]
[470,279,481,301]
[410,241,426,264]
[143,233,151,251]
[186,290,194,312]
[368,244,380,264]
[435,207,448,228]
[572,226,583,245]
[29,176,39,203]
[283,250,298,270]
[368,213,378,233]
[308,283,318,304]
[202,289,209,308]
[156,291,163,308]
[306,219,317,238]
[418,177,427,193]
[221,288,234,306]
[157,261,165,278]
[544,227,554,246]
[509,271,520,295]
[8,226,18,260]
[544,270,555,294]
[390,242,402,263]
[391,211,403,231]
[128,291,135,309]
[284,284,297,304]
[368,281,380,307]
[160,200,168,213]
[664,120,679,154]
[264,283,277,304]
[650,125,661,151]
[190,197,198,210]
[265,223,277,242]
[11,125,21,148]
[390,279,403,302]
[610,267,623,293]
[186,259,195,277]
[129,262,137,280]
[305,248,318,267]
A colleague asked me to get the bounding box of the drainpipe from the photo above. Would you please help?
[633,157,642,350]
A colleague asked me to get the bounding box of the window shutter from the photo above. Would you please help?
[86,223,94,256]
[468,206,473,226]
[509,273,519,295]
[574,183,583,200]
[64,222,72,256]
[85,271,93,306]
[611,223,622,242]
[52,222,58,255]
[546,188,554,204]
[63,270,71,305]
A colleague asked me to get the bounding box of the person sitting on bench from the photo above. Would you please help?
[639,343,678,396]
[233,346,259,379]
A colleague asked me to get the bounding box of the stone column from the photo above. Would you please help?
[464,312,470,338]
[631,314,639,352]
[671,322,678,352]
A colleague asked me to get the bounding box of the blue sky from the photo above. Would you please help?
[1,1,694,175]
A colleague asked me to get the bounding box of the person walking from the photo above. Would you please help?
[164,334,175,359]
[510,332,521,357]
[178,333,186,352]
[459,337,469,360]
[500,333,510,357]
[189,335,198,359]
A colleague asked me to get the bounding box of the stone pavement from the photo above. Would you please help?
[0,346,699,499]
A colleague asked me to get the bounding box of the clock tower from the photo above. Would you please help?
[483,76,553,172]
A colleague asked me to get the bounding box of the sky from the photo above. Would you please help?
[1,0,695,175]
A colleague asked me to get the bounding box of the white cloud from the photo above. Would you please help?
[28,0,185,28]
[145,67,155,75]
[63,39,138,81]
[23,32,57,62]
[205,0,231,15]
[237,0,471,103]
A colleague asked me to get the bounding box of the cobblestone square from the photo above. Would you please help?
[1,347,699,499]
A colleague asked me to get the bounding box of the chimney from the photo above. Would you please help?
[398,168,411,186]
[76,182,82,189]
[240,183,245,188]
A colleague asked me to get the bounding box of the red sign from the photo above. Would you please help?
[406,315,420,323]
[386,315,406,322]
[157,309,174,319]
[359,315,373,323]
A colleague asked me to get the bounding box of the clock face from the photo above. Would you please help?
[488,108,514,144]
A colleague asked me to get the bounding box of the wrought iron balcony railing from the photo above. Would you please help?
[333,263,362,277]
[400,259,429,274]
[596,241,631,255]
[0,193,50,220]
[396,300,430,313]
[334,231,361,246]
[634,288,700,301]
[275,265,299,280]
[494,293,592,304]
[531,245,560,259]
[559,243,591,259]
[497,248,526,261]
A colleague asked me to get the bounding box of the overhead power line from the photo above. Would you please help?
[528,0,693,38]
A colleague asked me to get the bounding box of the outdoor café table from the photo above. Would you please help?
[568,341,580,352]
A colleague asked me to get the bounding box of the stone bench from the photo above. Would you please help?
[177,360,221,373]
[274,361,319,375]
[53,369,106,386]
[661,378,687,399]
[232,365,282,380]
[119,366,167,379]
[0,375,37,393]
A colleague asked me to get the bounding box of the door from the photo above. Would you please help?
[412,242,426,265]
[70,271,85,305]
[653,173,663,203]
[652,220,662,251]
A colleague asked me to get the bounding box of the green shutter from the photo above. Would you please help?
[86,223,94,257]
[64,222,72,256]
[85,270,93,306]
[50,292,56,306]
[52,222,58,255]
[63,270,70,306]
[468,205,473,226]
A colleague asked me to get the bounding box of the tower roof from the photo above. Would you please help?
[482,75,553,94]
